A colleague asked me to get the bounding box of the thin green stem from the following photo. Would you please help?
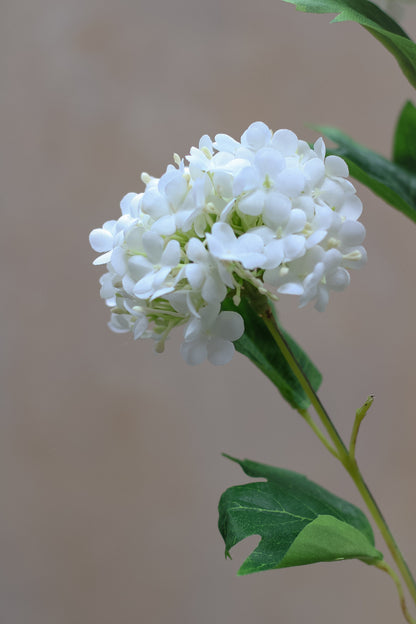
[375,560,416,624]
[349,395,374,459]
[259,303,416,612]
[298,409,340,459]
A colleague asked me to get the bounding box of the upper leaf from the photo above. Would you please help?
[393,100,416,171]
[316,124,416,224]
[282,0,416,89]
[221,294,322,411]
[218,456,383,575]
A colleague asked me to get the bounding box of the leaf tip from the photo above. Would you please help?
[221,453,240,465]
[236,564,250,576]
[360,550,384,565]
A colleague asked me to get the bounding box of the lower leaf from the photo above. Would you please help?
[218,456,383,575]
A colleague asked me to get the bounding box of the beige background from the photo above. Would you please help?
[2,1,416,622]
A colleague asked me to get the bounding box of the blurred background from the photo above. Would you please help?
[2,1,416,622]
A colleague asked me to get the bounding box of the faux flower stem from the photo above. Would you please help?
[259,302,416,612]
[349,395,374,460]
[298,409,339,459]
[375,560,416,624]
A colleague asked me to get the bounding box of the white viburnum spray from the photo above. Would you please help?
[89,122,366,365]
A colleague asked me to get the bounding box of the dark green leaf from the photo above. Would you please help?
[393,100,416,171]
[281,0,416,89]
[218,456,383,575]
[316,124,416,224]
[222,294,322,411]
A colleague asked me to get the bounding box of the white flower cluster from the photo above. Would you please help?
[90,122,366,365]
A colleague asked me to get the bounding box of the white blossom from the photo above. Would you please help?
[90,121,366,364]
[180,305,244,366]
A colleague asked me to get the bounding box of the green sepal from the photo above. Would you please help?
[218,456,383,575]
[221,293,322,411]
[316,124,416,224]
[281,0,416,89]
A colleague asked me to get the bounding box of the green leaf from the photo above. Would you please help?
[221,294,322,411]
[393,100,416,171]
[218,456,383,575]
[316,124,416,224]
[281,0,416,89]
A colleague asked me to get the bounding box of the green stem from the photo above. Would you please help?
[298,409,340,459]
[349,395,374,460]
[259,304,416,611]
[375,560,416,624]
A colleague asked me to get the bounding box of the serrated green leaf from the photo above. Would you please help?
[282,0,416,89]
[316,124,416,224]
[218,456,382,575]
[393,100,416,171]
[221,295,322,411]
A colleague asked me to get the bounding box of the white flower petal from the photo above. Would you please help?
[314,286,330,312]
[304,158,325,187]
[325,155,349,178]
[199,134,213,151]
[111,247,127,274]
[278,282,304,295]
[161,239,181,267]
[312,204,334,230]
[263,240,284,269]
[285,209,307,234]
[109,313,131,333]
[306,230,327,248]
[93,251,112,265]
[339,194,363,220]
[120,192,140,216]
[89,228,114,253]
[99,273,116,299]
[214,133,240,153]
[283,235,306,261]
[263,193,292,229]
[254,148,285,179]
[186,237,207,262]
[184,318,202,342]
[128,255,152,281]
[214,311,244,341]
[133,316,148,339]
[212,170,234,197]
[238,189,265,216]
[276,169,305,197]
[143,231,164,263]
[162,172,188,205]
[141,188,170,219]
[207,338,235,365]
[235,233,266,268]
[272,129,298,156]
[201,275,227,303]
[326,267,350,291]
[241,122,272,151]
[233,166,259,196]
[314,137,326,160]
[151,215,176,236]
[338,221,366,246]
[180,340,208,366]
[185,263,205,290]
[124,226,144,251]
